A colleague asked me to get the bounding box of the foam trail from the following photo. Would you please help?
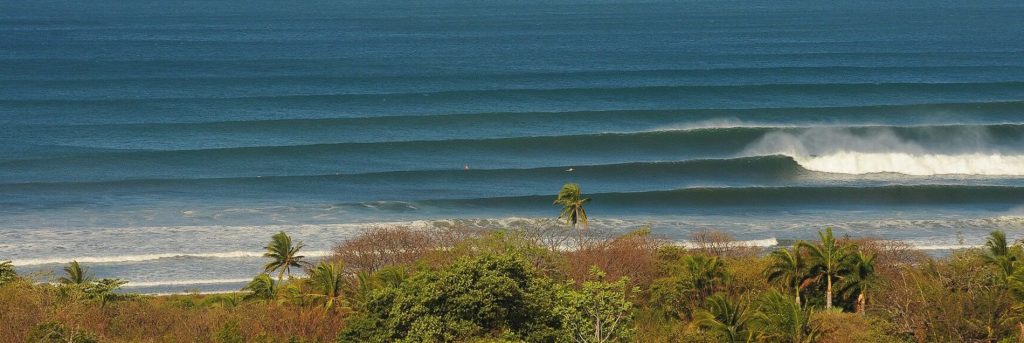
[12,250,331,267]
[123,278,253,288]
[794,152,1024,176]
[675,237,779,249]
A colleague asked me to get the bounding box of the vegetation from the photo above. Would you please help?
[3,185,1024,342]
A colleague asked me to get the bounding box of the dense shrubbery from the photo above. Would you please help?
[5,214,1024,341]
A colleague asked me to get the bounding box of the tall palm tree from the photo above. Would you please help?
[693,293,754,343]
[764,246,810,306]
[838,250,877,313]
[242,273,276,300]
[307,260,345,310]
[263,231,310,280]
[59,261,93,285]
[554,183,590,242]
[753,290,818,343]
[796,228,851,309]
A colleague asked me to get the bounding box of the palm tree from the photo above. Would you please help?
[683,254,728,302]
[85,278,127,307]
[692,293,754,343]
[242,273,276,300]
[984,230,1020,277]
[797,228,852,309]
[344,271,377,310]
[554,183,591,243]
[59,261,93,285]
[263,231,310,280]
[307,260,345,310]
[763,246,810,306]
[0,261,16,285]
[838,250,877,313]
[753,290,818,343]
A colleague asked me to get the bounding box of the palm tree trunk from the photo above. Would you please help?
[856,292,865,313]
[826,274,833,309]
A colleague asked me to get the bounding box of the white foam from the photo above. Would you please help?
[122,278,253,288]
[676,237,779,249]
[744,126,1024,176]
[11,250,330,267]
[794,152,1024,176]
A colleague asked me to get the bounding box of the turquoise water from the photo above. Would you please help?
[2,0,1024,293]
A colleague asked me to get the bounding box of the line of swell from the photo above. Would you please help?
[5,65,1023,82]
[11,250,331,267]
[3,81,1022,103]
[0,156,801,188]
[3,123,1023,166]
[29,101,1024,129]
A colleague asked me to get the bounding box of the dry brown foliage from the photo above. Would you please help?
[330,225,440,273]
[562,227,668,288]
[0,287,346,343]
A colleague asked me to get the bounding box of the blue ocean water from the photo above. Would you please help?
[2,0,1024,293]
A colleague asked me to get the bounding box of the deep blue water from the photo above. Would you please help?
[2,0,1024,293]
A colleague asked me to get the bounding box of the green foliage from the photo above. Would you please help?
[763,246,809,305]
[338,253,568,342]
[59,261,93,285]
[0,260,16,285]
[554,183,591,235]
[307,260,346,310]
[243,273,277,300]
[264,231,311,280]
[214,320,245,343]
[555,267,635,343]
[84,278,127,307]
[797,228,854,309]
[691,293,754,343]
[27,322,99,343]
[752,290,819,343]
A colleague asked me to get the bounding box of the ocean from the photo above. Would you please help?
[2,0,1023,293]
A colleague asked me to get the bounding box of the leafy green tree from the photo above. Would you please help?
[554,183,591,242]
[556,267,635,343]
[752,290,818,343]
[59,261,93,285]
[797,228,852,309]
[337,254,566,342]
[838,250,877,313]
[243,273,276,300]
[764,246,810,306]
[0,260,16,285]
[307,260,346,311]
[692,293,754,343]
[263,231,311,280]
